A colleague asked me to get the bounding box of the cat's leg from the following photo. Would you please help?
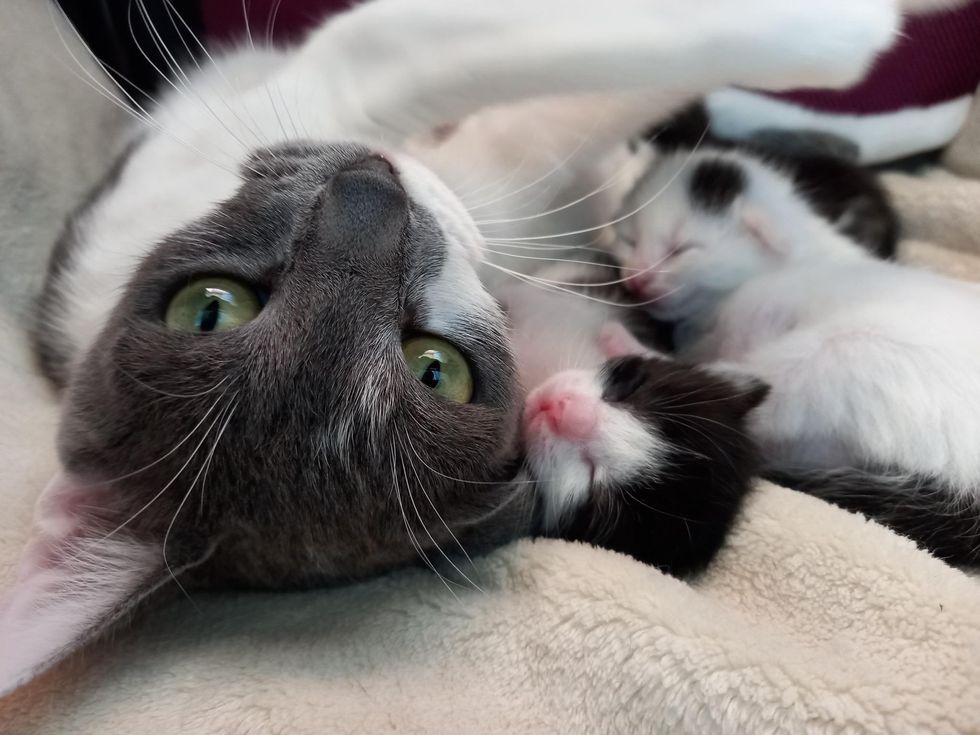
[269,0,901,141]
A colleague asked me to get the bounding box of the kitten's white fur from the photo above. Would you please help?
[621,146,980,498]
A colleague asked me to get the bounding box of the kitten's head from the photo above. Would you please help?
[612,148,848,322]
[524,350,767,575]
[4,143,527,693]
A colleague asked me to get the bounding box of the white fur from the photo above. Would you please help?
[623,146,980,498]
[525,370,666,530]
[706,89,974,164]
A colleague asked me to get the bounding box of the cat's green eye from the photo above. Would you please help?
[165,277,261,333]
[401,336,473,404]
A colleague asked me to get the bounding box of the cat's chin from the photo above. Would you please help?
[391,153,485,265]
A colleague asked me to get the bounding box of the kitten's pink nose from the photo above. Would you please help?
[525,390,598,441]
[621,254,663,298]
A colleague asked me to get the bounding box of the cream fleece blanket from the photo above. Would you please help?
[1,2,979,733]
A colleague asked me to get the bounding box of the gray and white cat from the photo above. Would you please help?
[0,0,906,694]
[614,142,980,568]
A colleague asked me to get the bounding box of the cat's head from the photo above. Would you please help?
[611,148,854,322]
[3,142,528,694]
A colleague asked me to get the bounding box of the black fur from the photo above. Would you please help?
[552,356,768,577]
[644,102,899,259]
[769,468,980,568]
[688,160,746,214]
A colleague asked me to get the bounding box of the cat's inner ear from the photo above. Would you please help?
[0,472,170,696]
[739,205,780,253]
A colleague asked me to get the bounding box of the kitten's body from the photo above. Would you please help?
[498,263,765,574]
[617,143,980,566]
[2,0,906,694]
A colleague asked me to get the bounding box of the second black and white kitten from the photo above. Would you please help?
[497,265,766,576]
[612,137,980,569]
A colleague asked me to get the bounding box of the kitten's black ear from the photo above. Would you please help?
[706,362,770,417]
[0,472,173,696]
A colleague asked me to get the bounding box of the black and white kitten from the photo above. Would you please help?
[497,264,766,576]
[612,138,980,569]
[1,0,905,694]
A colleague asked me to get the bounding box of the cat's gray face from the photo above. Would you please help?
[54,142,527,588]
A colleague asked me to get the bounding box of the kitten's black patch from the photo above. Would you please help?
[688,160,746,213]
[784,155,899,259]
[769,468,980,568]
[646,102,899,259]
[554,356,768,577]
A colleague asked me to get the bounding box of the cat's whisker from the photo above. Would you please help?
[95,392,237,545]
[49,4,246,176]
[474,143,639,228]
[464,122,600,213]
[161,398,239,600]
[394,452,461,601]
[400,435,485,593]
[486,125,708,243]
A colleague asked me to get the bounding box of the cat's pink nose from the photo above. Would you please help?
[526,391,598,441]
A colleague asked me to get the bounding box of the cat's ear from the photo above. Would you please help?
[0,472,166,696]
[706,362,770,417]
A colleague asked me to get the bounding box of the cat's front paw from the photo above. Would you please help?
[762,0,901,90]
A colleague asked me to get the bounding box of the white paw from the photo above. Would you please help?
[763,0,902,90]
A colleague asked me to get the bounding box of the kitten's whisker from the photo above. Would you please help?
[118,371,230,399]
[134,0,258,154]
[483,248,638,270]
[49,4,245,176]
[160,0,267,146]
[484,261,683,307]
[456,151,534,211]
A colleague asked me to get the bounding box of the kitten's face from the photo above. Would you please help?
[613,152,780,322]
[524,356,767,571]
[53,142,525,587]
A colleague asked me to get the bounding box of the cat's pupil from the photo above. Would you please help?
[197,299,221,332]
[421,359,442,388]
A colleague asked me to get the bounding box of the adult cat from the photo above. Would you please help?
[1,0,903,694]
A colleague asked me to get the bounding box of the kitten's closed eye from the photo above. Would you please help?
[601,356,648,403]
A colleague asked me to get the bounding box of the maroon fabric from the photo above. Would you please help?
[202,0,350,45]
[769,2,980,114]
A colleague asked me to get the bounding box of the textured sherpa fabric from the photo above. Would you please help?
[1,2,980,733]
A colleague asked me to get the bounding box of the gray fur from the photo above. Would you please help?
[48,142,534,591]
